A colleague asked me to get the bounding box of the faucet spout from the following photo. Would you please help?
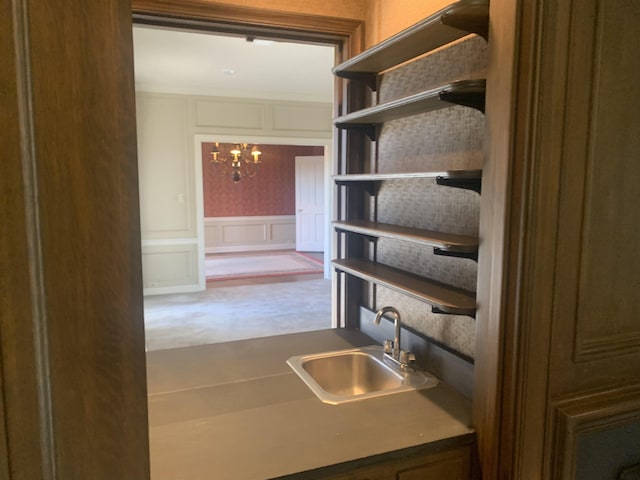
[374,306,402,358]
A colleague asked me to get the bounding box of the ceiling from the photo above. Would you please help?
[132,26,335,103]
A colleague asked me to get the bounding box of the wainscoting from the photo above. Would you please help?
[204,215,296,253]
[141,240,200,295]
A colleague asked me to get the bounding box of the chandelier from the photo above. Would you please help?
[210,142,262,183]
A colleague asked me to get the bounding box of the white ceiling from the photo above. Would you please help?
[132,25,335,103]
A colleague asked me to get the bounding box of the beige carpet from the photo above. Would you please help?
[144,277,332,351]
[205,251,323,281]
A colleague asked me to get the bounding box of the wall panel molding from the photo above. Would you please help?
[550,0,640,365]
[137,93,194,238]
[486,0,640,477]
[272,103,333,133]
[550,384,640,479]
[196,99,265,130]
[141,244,199,294]
[204,215,295,253]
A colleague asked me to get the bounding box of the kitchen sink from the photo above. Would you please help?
[287,346,438,405]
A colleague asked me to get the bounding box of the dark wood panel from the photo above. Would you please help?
[2,0,150,478]
[551,385,640,479]
[132,0,363,44]
[476,0,640,477]
[275,442,474,480]
[1,1,49,478]
[472,0,521,476]
[553,0,640,366]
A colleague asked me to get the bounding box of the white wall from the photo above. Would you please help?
[136,92,332,295]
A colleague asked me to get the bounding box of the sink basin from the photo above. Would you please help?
[287,346,438,405]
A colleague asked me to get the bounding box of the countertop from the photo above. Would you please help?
[146,329,474,480]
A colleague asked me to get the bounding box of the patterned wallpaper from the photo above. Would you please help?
[366,37,487,360]
[202,143,323,217]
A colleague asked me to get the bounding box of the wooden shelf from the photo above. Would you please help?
[333,0,489,90]
[333,170,481,182]
[334,170,482,194]
[332,258,476,317]
[333,220,478,258]
[334,80,485,140]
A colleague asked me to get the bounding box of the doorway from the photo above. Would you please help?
[196,138,333,284]
[133,26,337,349]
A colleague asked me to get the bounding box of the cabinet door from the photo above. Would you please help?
[398,454,469,480]
[323,445,472,480]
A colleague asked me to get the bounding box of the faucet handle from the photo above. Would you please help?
[383,340,393,354]
[399,350,416,365]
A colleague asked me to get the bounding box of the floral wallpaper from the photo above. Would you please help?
[201,142,323,217]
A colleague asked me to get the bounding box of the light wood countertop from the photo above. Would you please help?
[146,329,474,480]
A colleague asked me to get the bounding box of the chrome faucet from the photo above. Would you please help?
[374,306,415,372]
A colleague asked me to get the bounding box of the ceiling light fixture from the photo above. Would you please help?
[246,36,275,46]
[210,142,262,183]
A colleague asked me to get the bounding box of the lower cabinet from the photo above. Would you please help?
[319,444,474,480]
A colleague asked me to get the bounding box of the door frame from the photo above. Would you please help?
[195,135,333,287]
[131,1,364,61]
[131,0,364,291]
[2,2,364,478]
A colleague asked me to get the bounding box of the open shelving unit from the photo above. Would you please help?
[334,80,486,140]
[333,0,490,90]
[332,0,489,322]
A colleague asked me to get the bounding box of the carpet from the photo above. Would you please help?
[144,277,332,351]
[205,251,323,281]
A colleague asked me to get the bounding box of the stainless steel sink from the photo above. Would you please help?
[287,346,438,405]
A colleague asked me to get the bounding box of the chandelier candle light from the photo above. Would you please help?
[210,142,262,183]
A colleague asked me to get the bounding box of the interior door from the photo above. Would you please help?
[295,155,325,252]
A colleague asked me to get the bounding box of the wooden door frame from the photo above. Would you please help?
[2,2,364,479]
[3,1,151,478]
[131,0,364,71]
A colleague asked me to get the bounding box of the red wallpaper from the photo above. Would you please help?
[202,143,324,217]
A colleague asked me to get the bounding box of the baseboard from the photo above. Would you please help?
[205,243,296,254]
[143,283,203,296]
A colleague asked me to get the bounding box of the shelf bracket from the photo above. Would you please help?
[431,306,476,319]
[334,227,378,243]
[336,71,378,91]
[439,90,485,113]
[335,180,378,196]
[335,123,379,141]
[435,176,481,194]
[441,9,490,40]
[433,248,478,262]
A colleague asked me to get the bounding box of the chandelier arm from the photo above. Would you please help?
[210,142,262,182]
[244,162,261,177]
